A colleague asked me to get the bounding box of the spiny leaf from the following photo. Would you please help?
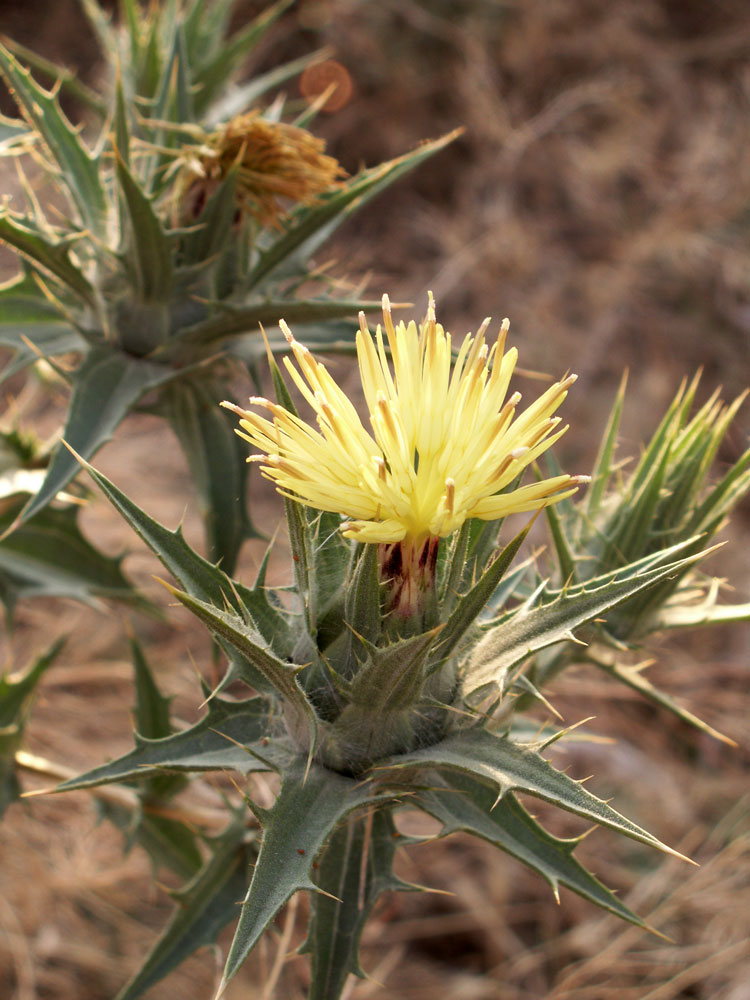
[382,727,690,861]
[417,774,652,930]
[0,213,94,304]
[0,35,106,114]
[115,150,174,301]
[16,347,176,525]
[0,42,108,237]
[115,817,255,1000]
[53,696,276,792]
[431,517,534,669]
[162,377,258,578]
[0,497,144,623]
[246,131,461,291]
[463,541,708,701]
[219,755,379,993]
[160,581,315,736]
[71,458,296,659]
[303,809,408,999]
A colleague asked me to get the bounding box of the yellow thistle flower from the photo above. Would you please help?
[223,295,585,545]
[173,111,345,227]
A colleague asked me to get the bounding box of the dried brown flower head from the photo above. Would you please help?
[173,111,346,227]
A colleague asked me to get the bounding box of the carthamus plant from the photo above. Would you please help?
[38,295,748,999]
[0,0,455,573]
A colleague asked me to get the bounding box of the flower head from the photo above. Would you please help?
[223,295,584,544]
[172,111,345,227]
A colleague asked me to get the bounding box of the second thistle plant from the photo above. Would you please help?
[0,0,455,575]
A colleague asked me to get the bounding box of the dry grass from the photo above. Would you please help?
[1,1,749,997]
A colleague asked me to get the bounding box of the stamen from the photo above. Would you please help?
[445,477,455,515]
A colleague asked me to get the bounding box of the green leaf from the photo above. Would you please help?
[303,809,406,1000]
[164,298,379,360]
[193,0,295,115]
[0,497,144,622]
[585,372,627,524]
[72,459,296,660]
[0,213,94,304]
[115,151,174,301]
[163,377,258,577]
[161,582,315,738]
[0,637,64,728]
[245,132,461,291]
[0,36,106,114]
[100,797,203,881]
[219,755,378,992]
[53,695,276,792]
[130,636,172,740]
[115,817,255,1000]
[431,517,533,669]
[417,774,652,930]
[587,645,737,746]
[0,110,31,147]
[16,347,176,525]
[0,638,64,816]
[383,727,689,861]
[0,42,108,237]
[463,541,708,702]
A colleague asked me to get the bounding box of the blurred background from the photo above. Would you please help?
[1,1,748,997]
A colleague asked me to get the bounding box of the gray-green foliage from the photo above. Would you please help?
[44,363,746,999]
[533,374,750,740]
